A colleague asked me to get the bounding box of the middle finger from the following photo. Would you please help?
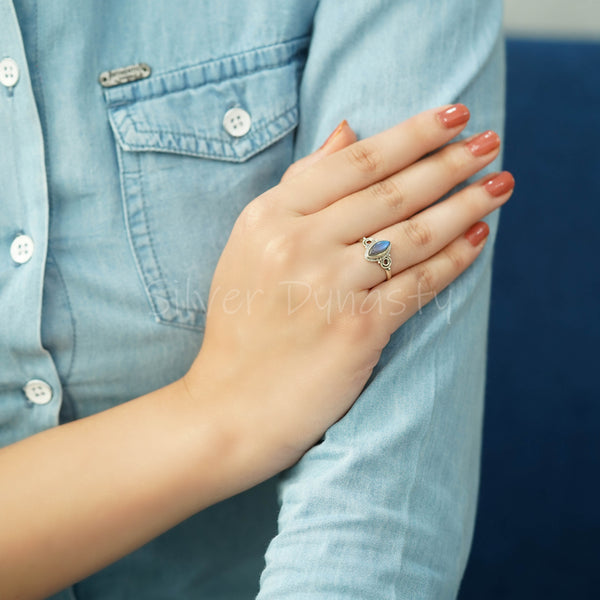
[321,130,501,244]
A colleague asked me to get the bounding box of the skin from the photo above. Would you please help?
[0,105,513,600]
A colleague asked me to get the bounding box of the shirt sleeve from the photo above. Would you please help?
[257,1,505,598]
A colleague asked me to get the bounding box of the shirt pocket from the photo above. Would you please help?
[103,37,307,331]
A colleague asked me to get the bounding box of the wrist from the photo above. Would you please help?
[181,351,303,494]
[178,362,277,501]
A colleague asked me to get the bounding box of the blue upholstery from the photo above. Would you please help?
[458,39,600,599]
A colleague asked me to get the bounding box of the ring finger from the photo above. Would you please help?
[350,170,514,289]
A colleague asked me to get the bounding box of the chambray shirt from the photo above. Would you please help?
[0,1,504,598]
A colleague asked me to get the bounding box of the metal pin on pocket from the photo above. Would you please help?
[99,63,151,87]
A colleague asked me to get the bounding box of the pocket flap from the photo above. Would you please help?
[104,38,307,163]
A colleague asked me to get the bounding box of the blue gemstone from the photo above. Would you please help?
[368,240,390,258]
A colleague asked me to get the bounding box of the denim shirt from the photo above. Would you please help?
[0,1,504,598]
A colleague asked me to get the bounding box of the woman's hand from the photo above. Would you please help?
[185,104,514,473]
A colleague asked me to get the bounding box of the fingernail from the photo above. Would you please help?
[437,104,470,128]
[467,130,500,156]
[465,222,490,247]
[483,171,515,197]
[320,120,348,150]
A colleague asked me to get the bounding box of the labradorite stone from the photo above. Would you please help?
[369,240,390,257]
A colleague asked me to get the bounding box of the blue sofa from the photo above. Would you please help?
[458,39,600,599]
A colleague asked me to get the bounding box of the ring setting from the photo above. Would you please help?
[362,237,392,280]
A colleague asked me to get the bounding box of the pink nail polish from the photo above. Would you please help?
[465,222,490,247]
[467,131,500,156]
[320,120,348,150]
[483,171,515,197]
[437,104,470,128]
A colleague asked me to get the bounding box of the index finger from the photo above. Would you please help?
[279,104,471,215]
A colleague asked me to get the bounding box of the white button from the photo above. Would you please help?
[0,57,19,87]
[10,234,34,264]
[23,379,53,405]
[223,107,251,137]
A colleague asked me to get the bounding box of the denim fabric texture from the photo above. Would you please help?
[0,1,504,598]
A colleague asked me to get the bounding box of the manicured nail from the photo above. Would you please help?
[467,130,500,156]
[437,104,470,128]
[320,120,348,150]
[465,222,490,247]
[483,171,515,197]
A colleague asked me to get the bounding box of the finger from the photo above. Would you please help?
[280,120,357,182]
[278,104,471,215]
[349,170,513,289]
[322,130,501,243]
[365,221,491,336]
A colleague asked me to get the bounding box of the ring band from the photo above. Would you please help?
[362,237,392,280]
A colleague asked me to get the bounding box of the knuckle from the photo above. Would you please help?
[403,218,433,248]
[409,111,443,146]
[414,264,436,293]
[440,143,469,175]
[369,178,405,213]
[346,142,383,175]
[263,230,296,262]
[238,197,269,230]
[260,231,298,275]
[281,163,299,182]
[443,246,466,273]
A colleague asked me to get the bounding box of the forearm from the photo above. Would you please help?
[0,373,261,600]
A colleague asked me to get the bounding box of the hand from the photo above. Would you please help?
[184,104,514,473]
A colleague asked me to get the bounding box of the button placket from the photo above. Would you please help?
[1,1,61,438]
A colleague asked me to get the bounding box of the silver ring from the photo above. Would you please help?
[362,237,392,280]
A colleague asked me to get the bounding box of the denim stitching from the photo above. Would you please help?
[103,36,308,109]
[126,102,298,143]
[133,151,176,321]
[156,34,310,80]
[119,108,298,164]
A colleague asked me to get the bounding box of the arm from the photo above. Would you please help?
[0,105,508,599]
[0,378,271,600]
[258,1,505,598]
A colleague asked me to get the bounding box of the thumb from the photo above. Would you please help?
[281,120,357,182]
